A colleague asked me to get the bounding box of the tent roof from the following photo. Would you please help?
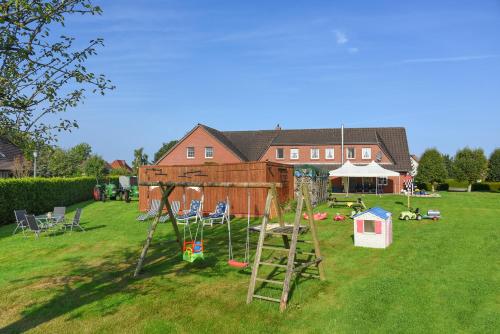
[329,161,400,177]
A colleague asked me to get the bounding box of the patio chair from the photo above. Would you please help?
[53,207,66,224]
[13,210,28,235]
[201,201,229,227]
[63,208,85,232]
[137,199,161,222]
[25,214,49,238]
[159,201,180,223]
[176,199,202,225]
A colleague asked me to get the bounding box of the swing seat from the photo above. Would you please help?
[228,259,248,268]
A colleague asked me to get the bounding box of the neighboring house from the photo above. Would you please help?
[109,160,133,173]
[409,154,419,177]
[0,137,24,178]
[156,124,412,193]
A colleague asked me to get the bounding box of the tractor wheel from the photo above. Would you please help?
[125,191,130,203]
[404,216,410,221]
[416,215,422,221]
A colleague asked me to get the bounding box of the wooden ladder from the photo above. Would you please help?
[246,183,326,311]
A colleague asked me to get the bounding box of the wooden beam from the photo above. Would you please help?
[139,181,282,188]
[270,184,290,249]
[302,182,326,281]
[133,185,174,277]
[247,188,274,304]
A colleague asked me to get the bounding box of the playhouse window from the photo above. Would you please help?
[364,220,375,233]
[187,147,195,159]
[276,148,284,159]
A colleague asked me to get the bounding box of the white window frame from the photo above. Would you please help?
[362,148,372,160]
[275,148,284,160]
[346,147,355,159]
[310,148,320,160]
[205,146,213,159]
[186,147,195,159]
[325,148,334,160]
[378,177,388,186]
[290,148,299,160]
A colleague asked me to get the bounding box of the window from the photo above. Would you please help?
[276,148,284,159]
[310,148,320,160]
[205,147,213,159]
[364,220,375,233]
[378,177,388,186]
[290,148,299,160]
[346,147,355,159]
[325,148,334,160]
[362,148,371,160]
[186,147,195,159]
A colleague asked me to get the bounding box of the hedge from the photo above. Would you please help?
[415,180,500,192]
[0,176,118,226]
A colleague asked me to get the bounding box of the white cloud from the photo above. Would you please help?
[402,54,499,64]
[334,30,348,44]
[348,47,359,54]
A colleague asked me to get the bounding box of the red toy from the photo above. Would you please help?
[303,212,328,221]
[334,214,346,221]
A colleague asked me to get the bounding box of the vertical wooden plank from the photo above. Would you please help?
[279,192,304,311]
[246,188,273,304]
[134,185,173,277]
[302,182,326,281]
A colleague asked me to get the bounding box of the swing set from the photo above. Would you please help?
[133,180,326,311]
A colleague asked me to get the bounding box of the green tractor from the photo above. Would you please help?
[399,207,422,221]
[116,176,139,202]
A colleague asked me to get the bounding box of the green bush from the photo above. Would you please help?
[0,177,104,226]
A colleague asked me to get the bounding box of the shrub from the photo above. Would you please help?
[0,177,107,226]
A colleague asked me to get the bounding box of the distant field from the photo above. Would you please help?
[0,192,498,333]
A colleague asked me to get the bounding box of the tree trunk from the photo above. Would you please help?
[467,183,472,192]
[431,183,435,192]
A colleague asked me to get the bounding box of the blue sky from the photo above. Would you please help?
[55,0,500,162]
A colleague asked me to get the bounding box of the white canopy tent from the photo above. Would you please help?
[329,161,400,195]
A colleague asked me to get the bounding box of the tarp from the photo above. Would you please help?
[329,161,399,177]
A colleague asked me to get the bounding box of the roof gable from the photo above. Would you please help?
[353,207,392,220]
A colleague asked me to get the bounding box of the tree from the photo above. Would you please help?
[442,154,454,179]
[46,143,93,176]
[453,147,488,192]
[132,148,148,174]
[415,148,447,192]
[153,140,178,163]
[109,167,133,176]
[82,154,108,179]
[12,156,31,177]
[487,148,500,182]
[0,0,113,144]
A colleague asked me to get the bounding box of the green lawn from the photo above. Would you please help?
[0,193,499,333]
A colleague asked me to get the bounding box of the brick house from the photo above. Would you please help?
[109,160,133,173]
[156,124,412,193]
[0,137,24,178]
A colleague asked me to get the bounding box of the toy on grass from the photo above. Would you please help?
[334,213,346,221]
[421,210,441,220]
[353,207,393,249]
[399,207,422,221]
[183,240,204,262]
[303,212,328,221]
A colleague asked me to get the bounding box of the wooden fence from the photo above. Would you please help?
[138,162,294,217]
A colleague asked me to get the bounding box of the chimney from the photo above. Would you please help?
[275,124,281,130]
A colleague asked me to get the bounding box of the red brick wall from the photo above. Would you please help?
[260,144,391,165]
[157,127,242,165]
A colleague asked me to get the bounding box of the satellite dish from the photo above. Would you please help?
[376,151,383,162]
